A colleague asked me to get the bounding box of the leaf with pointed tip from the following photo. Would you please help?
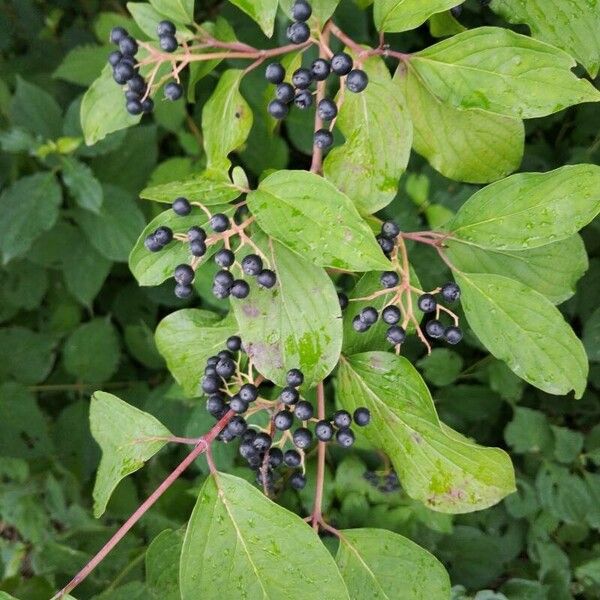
[455,272,588,397]
[491,0,600,77]
[338,352,515,513]
[180,471,350,599]
[324,55,412,214]
[90,391,172,517]
[140,170,240,205]
[447,165,600,250]
[228,0,278,37]
[129,203,233,286]
[446,235,588,304]
[232,235,342,388]
[247,170,390,271]
[411,27,600,118]
[202,70,253,171]
[335,528,451,599]
[399,62,524,183]
[155,310,238,397]
[374,0,462,32]
[61,156,104,213]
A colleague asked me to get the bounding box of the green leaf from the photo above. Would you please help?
[228,0,278,37]
[551,426,584,464]
[63,318,120,382]
[584,307,600,362]
[180,471,350,599]
[418,348,463,387]
[410,27,600,118]
[342,269,422,355]
[0,173,62,264]
[125,323,165,369]
[90,391,172,518]
[53,44,110,86]
[248,170,390,271]
[10,77,62,139]
[504,407,553,454]
[202,70,253,171]
[335,528,451,599]
[149,0,194,23]
[155,310,238,396]
[279,0,340,22]
[81,65,141,145]
[324,55,412,214]
[129,203,232,286]
[127,3,190,39]
[429,10,466,37]
[455,272,588,398]
[140,170,240,205]
[61,156,103,213]
[146,529,183,600]
[446,234,588,305]
[447,165,600,250]
[491,0,600,77]
[232,235,342,388]
[0,261,48,311]
[374,0,462,32]
[75,185,145,262]
[399,63,524,183]
[0,328,56,385]
[338,352,515,513]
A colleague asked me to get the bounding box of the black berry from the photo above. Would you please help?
[257,269,277,288]
[293,427,313,449]
[292,0,312,21]
[336,427,355,447]
[287,21,310,44]
[154,226,173,245]
[333,410,352,428]
[228,416,247,437]
[441,282,461,303]
[165,81,183,101]
[188,226,206,242]
[294,400,313,421]
[230,396,249,414]
[353,407,371,426]
[210,213,230,232]
[314,129,333,149]
[144,234,163,252]
[239,383,258,403]
[108,50,122,66]
[386,325,406,345]
[280,386,299,405]
[315,420,334,441]
[216,357,236,378]
[346,69,368,93]
[253,432,272,451]
[286,368,304,387]
[231,280,250,299]
[157,20,176,36]
[444,326,463,345]
[284,449,301,468]
[292,68,312,89]
[265,62,285,84]
[382,305,401,325]
[174,264,194,285]
[226,335,242,352]
[360,306,378,325]
[214,249,235,268]
[331,52,353,75]
[141,98,154,113]
[172,197,191,215]
[425,319,444,339]
[317,98,338,121]
[241,254,263,276]
[119,36,138,56]
[451,4,463,17]
[311,59,331,81]
[290,471,307,490]
[268,99,289,120]
[214,269,234,289]
[381,221,400,238]
[418,293,437,313]
[113,61,134,84]
[352,315,370,333]
[380,271,400,289]
[294,89,313,109]
[202,375,221,394]
[159,35,178,53]
[126,99,143,115]
[274,410,294,431]
[276,83,295,103]
[190,240,206,257]
[206,394,226,416]
[110,26,128,45]
[128,74,146,95]
[268,448,283,468]
[338,292,349,310]
[377,234,394,254]
[175,283,193,299]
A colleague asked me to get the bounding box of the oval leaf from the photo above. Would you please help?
[335,528,451,599]
[374,0,462,33]
[247,170,390,271]
[155,309,238,397]
[411,27,600,118]
[447,164,600,250]
[180,471,350,599]
[455,272,588,398]
[232,235,342,387]
[338,351,516,513]
[90,391,172,518]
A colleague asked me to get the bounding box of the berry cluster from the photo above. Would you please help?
[144,197,276,299]
[363,470,400,493]
[419,284,463,345]
[201,342,371,493]
[266,4,368,150]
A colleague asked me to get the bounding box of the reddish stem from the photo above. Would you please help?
[310,382,326,530]
[310,29,330,174]
[52,410,234,599]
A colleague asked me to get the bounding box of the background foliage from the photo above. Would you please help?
[0,0,599,598]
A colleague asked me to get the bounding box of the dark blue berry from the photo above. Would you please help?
[336,427,355,447]
[144,234,163,252]
[202,375,221,394]
[386,325,406,345]
[317,98,337,120]
[284,449,302,468]
[231,280,250,299]
[293,427,312,449]
[190,240,206,257]
[314,129,333,149]
[382,305,401,325]
[227,415,247,436]
[444,326,463,345]
[174,283,193,299]
[154,226,173,245]
[287,21,310,44]
[257,269,277,288]
[214,249,235,268]
[347,69,368,93]
[141,97,154,113]
[113,61,134,84]
[268,448,283,468]
[188,226,206,242]
[206,394,226,416]
[226,335,242,352]
[174,264,194,285]
[239,384,258,402]
[172,197,191,215]
[290,471,306,489]
[157,20,176,36]
[331,53,353,75]
[425,319,444,339]
[286,368,304,387]
[108,50,122,66]
[230,396,249,414]
[338,292,349,310]
[380,271,400,289]
[109,26,128,44]
[276,83,295,103]
[268,99,289,119]
[274,410,294,431]
[210,213,230,232]
[294,89,313,109]
[253,432,272,451]
[165,81,183,101]
[159,35,178,53]
[352,315,370,333]
[315,420,334,441]
[128,75,146,94]
[292,68,312,89]
[119,36,138,56]
[265,62,285,84]
[360,306,378,325]
[294,401,313,421]
[333,410,352,428]
[214,270,234,288]
[292,0,312,21]
[377,234,394,254]
[311,59,330,81]
[216,357,236,379]
[381,221,400,238]
[418,293,437,313]
[441,282,461,303]
[280,386,299,405]
[241,254,263,276]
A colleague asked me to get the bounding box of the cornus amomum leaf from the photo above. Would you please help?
[398,63,524,184]
[247,170,390,271]
[232,235,342,388]
[455,272,588,398]
[228,0,279,37]
[446,234,588,305]
[324,54,412,215]
[90,391,172,518]
[146,529,183,599]
[335,528,451,599]
[374,0,463,33]
[447,165,600,250]
[491,0,600,78]
[202,69,253,171]
[410,27,600,118]
[155,310,238,396]
[337,352,516,513]
[180,471,350,599]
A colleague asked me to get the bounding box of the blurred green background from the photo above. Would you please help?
[0,1,599,598]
